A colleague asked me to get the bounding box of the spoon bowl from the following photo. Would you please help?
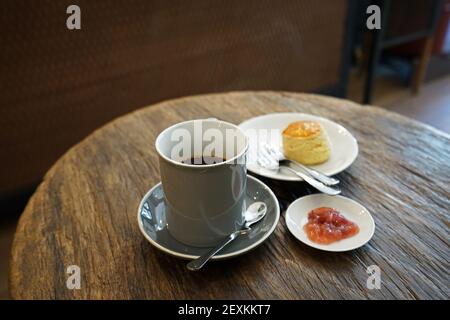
[244,202,267,229]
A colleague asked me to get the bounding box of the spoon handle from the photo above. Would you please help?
[187,229,247,271]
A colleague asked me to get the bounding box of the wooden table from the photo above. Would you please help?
[10,92,450,299]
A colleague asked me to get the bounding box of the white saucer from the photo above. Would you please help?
[238,113,358,181]
[286,194,375,252]
[137,175,280,260]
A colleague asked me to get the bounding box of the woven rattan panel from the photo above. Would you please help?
[0,0,348,194]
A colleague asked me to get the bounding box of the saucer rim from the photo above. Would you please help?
[137,174,280,260]
[285,194,375,252]
[238,112,359,181]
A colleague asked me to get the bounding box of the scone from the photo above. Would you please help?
[282,121,330,165]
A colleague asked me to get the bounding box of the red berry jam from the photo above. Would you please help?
[304,207,359,245]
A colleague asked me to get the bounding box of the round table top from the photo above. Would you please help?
[10,92,450,299]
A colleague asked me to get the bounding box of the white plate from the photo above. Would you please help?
[285,194,375,252]
[238,113,358,181]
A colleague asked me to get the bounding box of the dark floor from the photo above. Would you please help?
[348,71,450,133]
[0,217,16,299]
[0,189,34,300]
[425,55,450,82]
[1,58,449,300]
[385,75,450,133]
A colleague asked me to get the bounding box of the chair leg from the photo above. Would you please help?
[412,36,434,94]
[363,32,382,104]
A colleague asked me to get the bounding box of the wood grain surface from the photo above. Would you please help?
[10,92,450,299]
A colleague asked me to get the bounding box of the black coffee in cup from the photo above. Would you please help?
[183,156,226,165]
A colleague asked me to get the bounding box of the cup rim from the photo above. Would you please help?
[155,118,249,168]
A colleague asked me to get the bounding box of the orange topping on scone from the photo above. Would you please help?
[282,121,322,138]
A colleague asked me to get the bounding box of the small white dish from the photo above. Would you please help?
[238,113,358,181]
[286,194,375,252]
